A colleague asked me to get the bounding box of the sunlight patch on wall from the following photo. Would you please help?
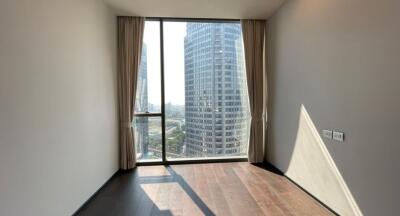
[286,105,362,216]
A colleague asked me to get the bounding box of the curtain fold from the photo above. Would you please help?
[117,16,145,170]
[241,19,267,163]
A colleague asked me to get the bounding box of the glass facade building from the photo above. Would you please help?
[184,23,249,157]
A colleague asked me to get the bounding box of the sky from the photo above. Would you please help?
[143,21,187,106]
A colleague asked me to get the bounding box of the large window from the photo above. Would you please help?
[134,19,250,162]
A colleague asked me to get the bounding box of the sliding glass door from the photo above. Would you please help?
[135,19,250,163]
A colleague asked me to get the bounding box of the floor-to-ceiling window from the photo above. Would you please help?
[134,21,162,162]
[134,19,250,163]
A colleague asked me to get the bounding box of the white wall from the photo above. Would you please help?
[267,0,400,215]
[0,0,119,215]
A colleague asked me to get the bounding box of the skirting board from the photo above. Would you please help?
[72,170,121,216]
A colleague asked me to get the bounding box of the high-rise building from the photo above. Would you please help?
[184,23,249,157]
[135,44,149,157]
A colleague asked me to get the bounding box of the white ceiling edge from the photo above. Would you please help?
[104,0,286,19]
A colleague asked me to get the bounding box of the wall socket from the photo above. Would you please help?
[322,130,333,139]
[333,131,345,142]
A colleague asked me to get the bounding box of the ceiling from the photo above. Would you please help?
[104,0,286,19]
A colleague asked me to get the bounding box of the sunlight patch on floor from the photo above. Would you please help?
[137,165,171,177]
[140,182,204,215]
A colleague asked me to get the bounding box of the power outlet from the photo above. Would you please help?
[322,130,333,139]
[333,131,344,142]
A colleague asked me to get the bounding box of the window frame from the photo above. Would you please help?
[135,17,248,166]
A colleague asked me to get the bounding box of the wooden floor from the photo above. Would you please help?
[76,162,333,216]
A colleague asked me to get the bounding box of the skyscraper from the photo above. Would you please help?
[184,23,249,157]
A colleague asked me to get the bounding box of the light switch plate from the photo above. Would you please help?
[333,131,344,142]
[322,130,333,139]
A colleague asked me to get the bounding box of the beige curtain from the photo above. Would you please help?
[117,17,145,170]
[241,20,267,163]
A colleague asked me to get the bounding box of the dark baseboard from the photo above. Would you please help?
[263,162,340,216]
[252,162,284,175]
[72,169,121,216]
